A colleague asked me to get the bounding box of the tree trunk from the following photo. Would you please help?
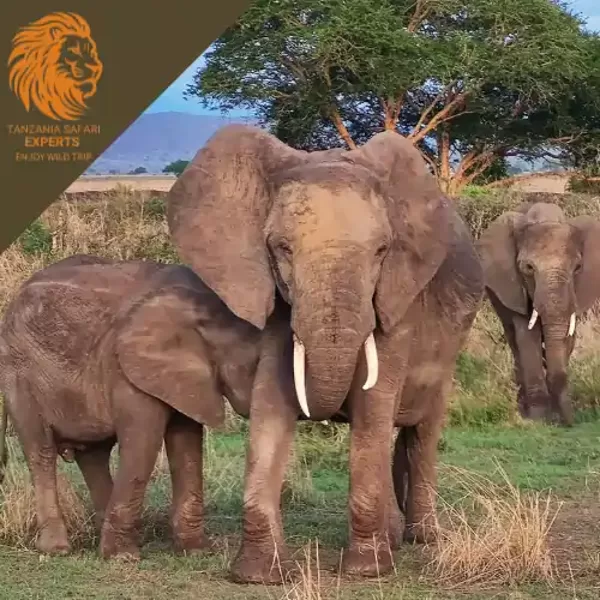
[436,128,452,194]
[329,107,357,150]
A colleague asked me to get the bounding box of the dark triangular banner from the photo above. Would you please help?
[0,1,251,253]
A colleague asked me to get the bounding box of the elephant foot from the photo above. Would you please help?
[36,520,71,555]
[230,543,293,585]
[403,520,438,545]
[527,403,550,423]
[173,532,216,555]
[340,539,394,578]
[99,527,141,561]
[93,511,106,532]
[387,528,403,552]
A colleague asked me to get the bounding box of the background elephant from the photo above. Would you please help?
[0,254,262,559]
[166,124,484,583]
[477,202,600,426]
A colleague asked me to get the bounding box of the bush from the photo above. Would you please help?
[18,220,53,256]
[567,176,600,195]
[162,159,189,177]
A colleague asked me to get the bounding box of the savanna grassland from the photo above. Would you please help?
[1,186,600,599]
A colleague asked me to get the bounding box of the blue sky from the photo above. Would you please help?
[144,1,600,117]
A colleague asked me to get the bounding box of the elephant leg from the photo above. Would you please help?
[164,413,211,554]
[100,384,169,560]
[8,390,70,555]
[503,321,528,417]
[74,440,115,531]
[341,401,396,577]
[340,332,409,578]
[231,323,297,585]
[386,446,404,551]
[230,398,297,584]
[396,417,443,545]
[513,317,549,421]
[489,294,528,416]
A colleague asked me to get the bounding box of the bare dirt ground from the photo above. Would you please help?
[66,172,573,195]
[65,175,177,194]
[548,494,600,584]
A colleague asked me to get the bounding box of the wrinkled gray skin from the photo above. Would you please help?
[167,124,484,583]
[477,202,600,426]
[0,254,261,560]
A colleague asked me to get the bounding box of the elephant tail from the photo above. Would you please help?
[0,396,8,486]
[393,426,415,515]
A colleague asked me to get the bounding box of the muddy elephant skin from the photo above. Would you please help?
[0,254,262,560]
[477,202,600,426]
[166,124,485,583]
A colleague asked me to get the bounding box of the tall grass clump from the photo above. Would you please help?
[426,464,560,588]
[0,440,93,548]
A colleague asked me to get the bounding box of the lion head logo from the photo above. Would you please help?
[7,12,103,121]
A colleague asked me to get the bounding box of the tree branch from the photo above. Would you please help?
[409,81,459,136]
[417,145,439,177]
[408,0,431,32]
[381,96,404,130]
[329,106,357,149]
[410,92,469,144]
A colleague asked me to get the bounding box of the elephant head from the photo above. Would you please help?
[114,264,227,429]
[166,125,451,421]
[477,202,600,419]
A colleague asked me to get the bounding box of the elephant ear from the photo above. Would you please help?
[347,131,452,333]
[476,211,528,315]
[166,124,308,330]
[570,215,600,313]
[116,284,225,429]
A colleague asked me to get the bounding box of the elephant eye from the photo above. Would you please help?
[521,261,535,275]
[278,242,293,257]
[574,262,583,274]
[376,244,389,258]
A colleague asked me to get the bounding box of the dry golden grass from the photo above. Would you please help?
[0,442,93,548]
[425,464,560,589]
[0,192,174,313]
[275,541,329,600]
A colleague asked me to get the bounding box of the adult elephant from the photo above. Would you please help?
[477,202,600,426]
[166,125,484,582]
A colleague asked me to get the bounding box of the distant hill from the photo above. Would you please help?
[86,111,258,175]
[85,110,564,176]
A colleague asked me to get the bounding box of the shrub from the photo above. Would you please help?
[18,220,53,256]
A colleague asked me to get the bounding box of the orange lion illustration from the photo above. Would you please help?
[7,12,103,121]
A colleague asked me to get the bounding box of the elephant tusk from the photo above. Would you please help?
[528,309,539,330]
[293,334,310,418]
[362,332,379,391]
[568,313,576,337]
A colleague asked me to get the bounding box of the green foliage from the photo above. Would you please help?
[187,0,596,191]
[162,159,189,176]
[567,176,600,195]
[449,352,515,428]
[128,166,148,175]
[144,196,167,220]
[18,220,52,256]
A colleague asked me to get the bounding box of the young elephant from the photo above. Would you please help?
[477,202,600,425]
[0,254,261,559]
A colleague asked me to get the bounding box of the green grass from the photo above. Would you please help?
[1,418,600,599]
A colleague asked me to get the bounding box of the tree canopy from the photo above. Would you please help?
[162,159,190,177]
[186,0,600,194]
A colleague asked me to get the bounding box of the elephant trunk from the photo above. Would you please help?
[293,332,378,419]
[532,273,576,424]
[292,332,364,420]
[290,250,378,420]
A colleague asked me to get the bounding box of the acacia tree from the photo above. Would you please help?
[186,0,592,194]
